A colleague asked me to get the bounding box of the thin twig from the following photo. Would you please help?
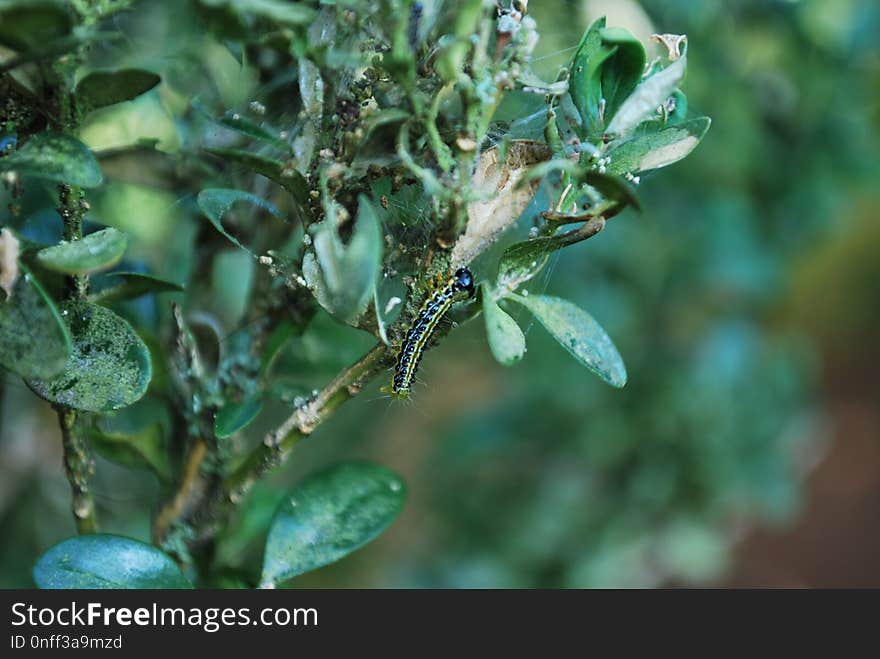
[153,439,208,545]
[56,407,98,533]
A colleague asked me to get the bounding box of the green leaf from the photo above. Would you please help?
[508,293,627,387]
[215,394,264,439]
[0,0,72,52]
[496,235,568,292]
[259,321,296,378]
[218,111,289,150]
[303,195,383,324]
[606,55,687,137]
[569,17,606,137]
[569,19,645,139]
[33,535,191,589]
[75,69,161,110]
[606,117,711,175]
[27,301,152,412]
[0,264,71,379]
[90,272,183,305]
[197,188,284,252]
[584,171,641,211]
[597,27,647,131]
[261,462,405,587]
[226,0,316,26]
[35,228,127,275]
[0,132,102,188]
[89,423,171,482]
[203,148,309,207]
[482,284,526,366]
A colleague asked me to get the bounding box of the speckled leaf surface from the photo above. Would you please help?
[607,117,711,175]
[509,293,627,388]
[0,132,102,188]
[27,300,152,412]
[261,462,405,586]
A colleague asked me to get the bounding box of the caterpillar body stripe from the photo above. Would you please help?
[391,268,475,399]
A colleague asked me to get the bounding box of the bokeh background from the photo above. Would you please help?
[2,0,879,587]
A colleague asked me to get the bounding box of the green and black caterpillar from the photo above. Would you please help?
[390,268,476,399]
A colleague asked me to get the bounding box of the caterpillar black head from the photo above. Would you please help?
[452,267,475,298]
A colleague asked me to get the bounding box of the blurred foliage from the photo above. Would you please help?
[1,0,878,588]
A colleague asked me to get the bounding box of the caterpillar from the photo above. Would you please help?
[390,267,475,399]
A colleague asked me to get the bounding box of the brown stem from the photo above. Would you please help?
[152,439,208,545]
[56,408,98,533]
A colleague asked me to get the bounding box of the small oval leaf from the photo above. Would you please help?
[607,117,711,175]
[606,55,687,137]
[482,284,526,366]
[0,132,102,188]
[75,69,161,110]
[89,423,171,482]
[202,148,309,207]
[0,264,71,379]
[215,394,264,439]
[508,293,627,387]
[305,195,382,324]
[197,188,283,253]
[496,235,568,293]
[27,301,152,412]
[90,271,183,305]
[36,228,127,275]
[261,462,406,586]
[33,535,191,589]
[218,112,289,151]
[569,19,646,139]
[0,0,73,52]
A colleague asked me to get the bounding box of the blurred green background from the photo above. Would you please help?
[2,0,880,587]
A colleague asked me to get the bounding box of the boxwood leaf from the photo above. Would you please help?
[0,0,72,52]
[508,293,627,387]
[0,132,102,188]
[203,147,309,207]
[33,535,191,589]
[597,27,647,131]
[569,17,606,137]
[218,111,289,151]
[304,195,382,324]
[261,462,405,587]
[0,264,71,379]
[606,117,711,175]
[75,69,161,110]
[90,271,183,305]
[229,0,316,26]
[584,171,641,211]
[569,19,645,139]
[35,227,127,275]
[89,423,171,482]
[496,234,569,293]
[606,55,687,137]
[197,188,284,253]
[214,394,264,439]
[482,284,526,366]
[27,300,152,412]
